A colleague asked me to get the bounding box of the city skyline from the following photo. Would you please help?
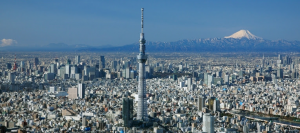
[0,1,300,48]
[1,1,300,132]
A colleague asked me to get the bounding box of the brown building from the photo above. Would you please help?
[68,87,77,99]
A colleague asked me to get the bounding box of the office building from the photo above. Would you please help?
[78,83,85,99]
[6,63,12,70]
[65,64,70,78]
[67,59,71,65]
[34,57,39,66]
[122,98,133,127]
[203,113,214,133]
[197,95,206,111]
[187,77,192,90]
[49,86,56,93]
[277,69,283,79]
[100,56,105,69]
[111,60,118,70]
[75,55,80,64]
[213,99,220,112]
[50,63,57,74]
[70,66,78,79]
[8,72,15,83]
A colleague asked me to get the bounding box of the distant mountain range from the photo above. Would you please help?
[2,30,300,52]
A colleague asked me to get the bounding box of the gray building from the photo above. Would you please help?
[50,63,57,74]
[122,98,133,127]
[8,72,15,83]
[202,113,214,133]
[277,68,283,79]
[100,56,105,69]
[197,95,206,111]
[75,55,80,64]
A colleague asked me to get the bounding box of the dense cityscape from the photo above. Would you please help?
[1,51,300,132]
[1,1,300,133]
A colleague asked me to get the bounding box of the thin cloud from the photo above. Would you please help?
[0,38,17,47]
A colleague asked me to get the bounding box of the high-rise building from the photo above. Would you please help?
[285,55,292,65]
[202,113,214,133]
[125,68,130,79]
[277,69,283,79]
[213,99,220,112]
[122,98,133,127]
[208,74,214,88]
[100,56,105,69]
[111,61,118,70]
[204,73,208,85]
[54,58,59,63]
[75,55,80,64]
[208,97,216,111]
[83,66,88,75]
[70,66,78,79]
[130,70,136,79]
[8,72,15,83]
[65,64,70,78]
[34,57,39,66]
[20,61,25,68]
[278,54,281,60]
[261,54,265,68]
[224,74,229,85]
[78,83,85,99]
[89,66,96,80]
[50,63,57,74]
[27,61,31,69]
[6,63,12,70]
[187,77,192,90]
[60,66,66,79]
[197,95,206,111]
[124,61,130,69]
[20,61,25,72]
[137,8,148,121]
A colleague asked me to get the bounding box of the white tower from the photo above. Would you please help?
[137,8,148,120]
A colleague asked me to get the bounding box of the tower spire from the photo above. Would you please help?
[139,8,146,54]
[141,8,144,33]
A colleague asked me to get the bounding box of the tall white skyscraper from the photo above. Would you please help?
[65,64,70,77]
[20,61,25,68]
[137,8,148,121]
[187,77,192,90]
[70,66,78,79]
[50,63,57,74]
[78,83,85,99]
[75,55,80,64]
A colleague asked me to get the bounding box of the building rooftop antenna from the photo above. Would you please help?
[141,8,144,33]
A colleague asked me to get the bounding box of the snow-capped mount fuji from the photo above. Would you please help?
[224,30,262,40]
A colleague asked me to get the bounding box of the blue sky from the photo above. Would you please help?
[0,1,299,47]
